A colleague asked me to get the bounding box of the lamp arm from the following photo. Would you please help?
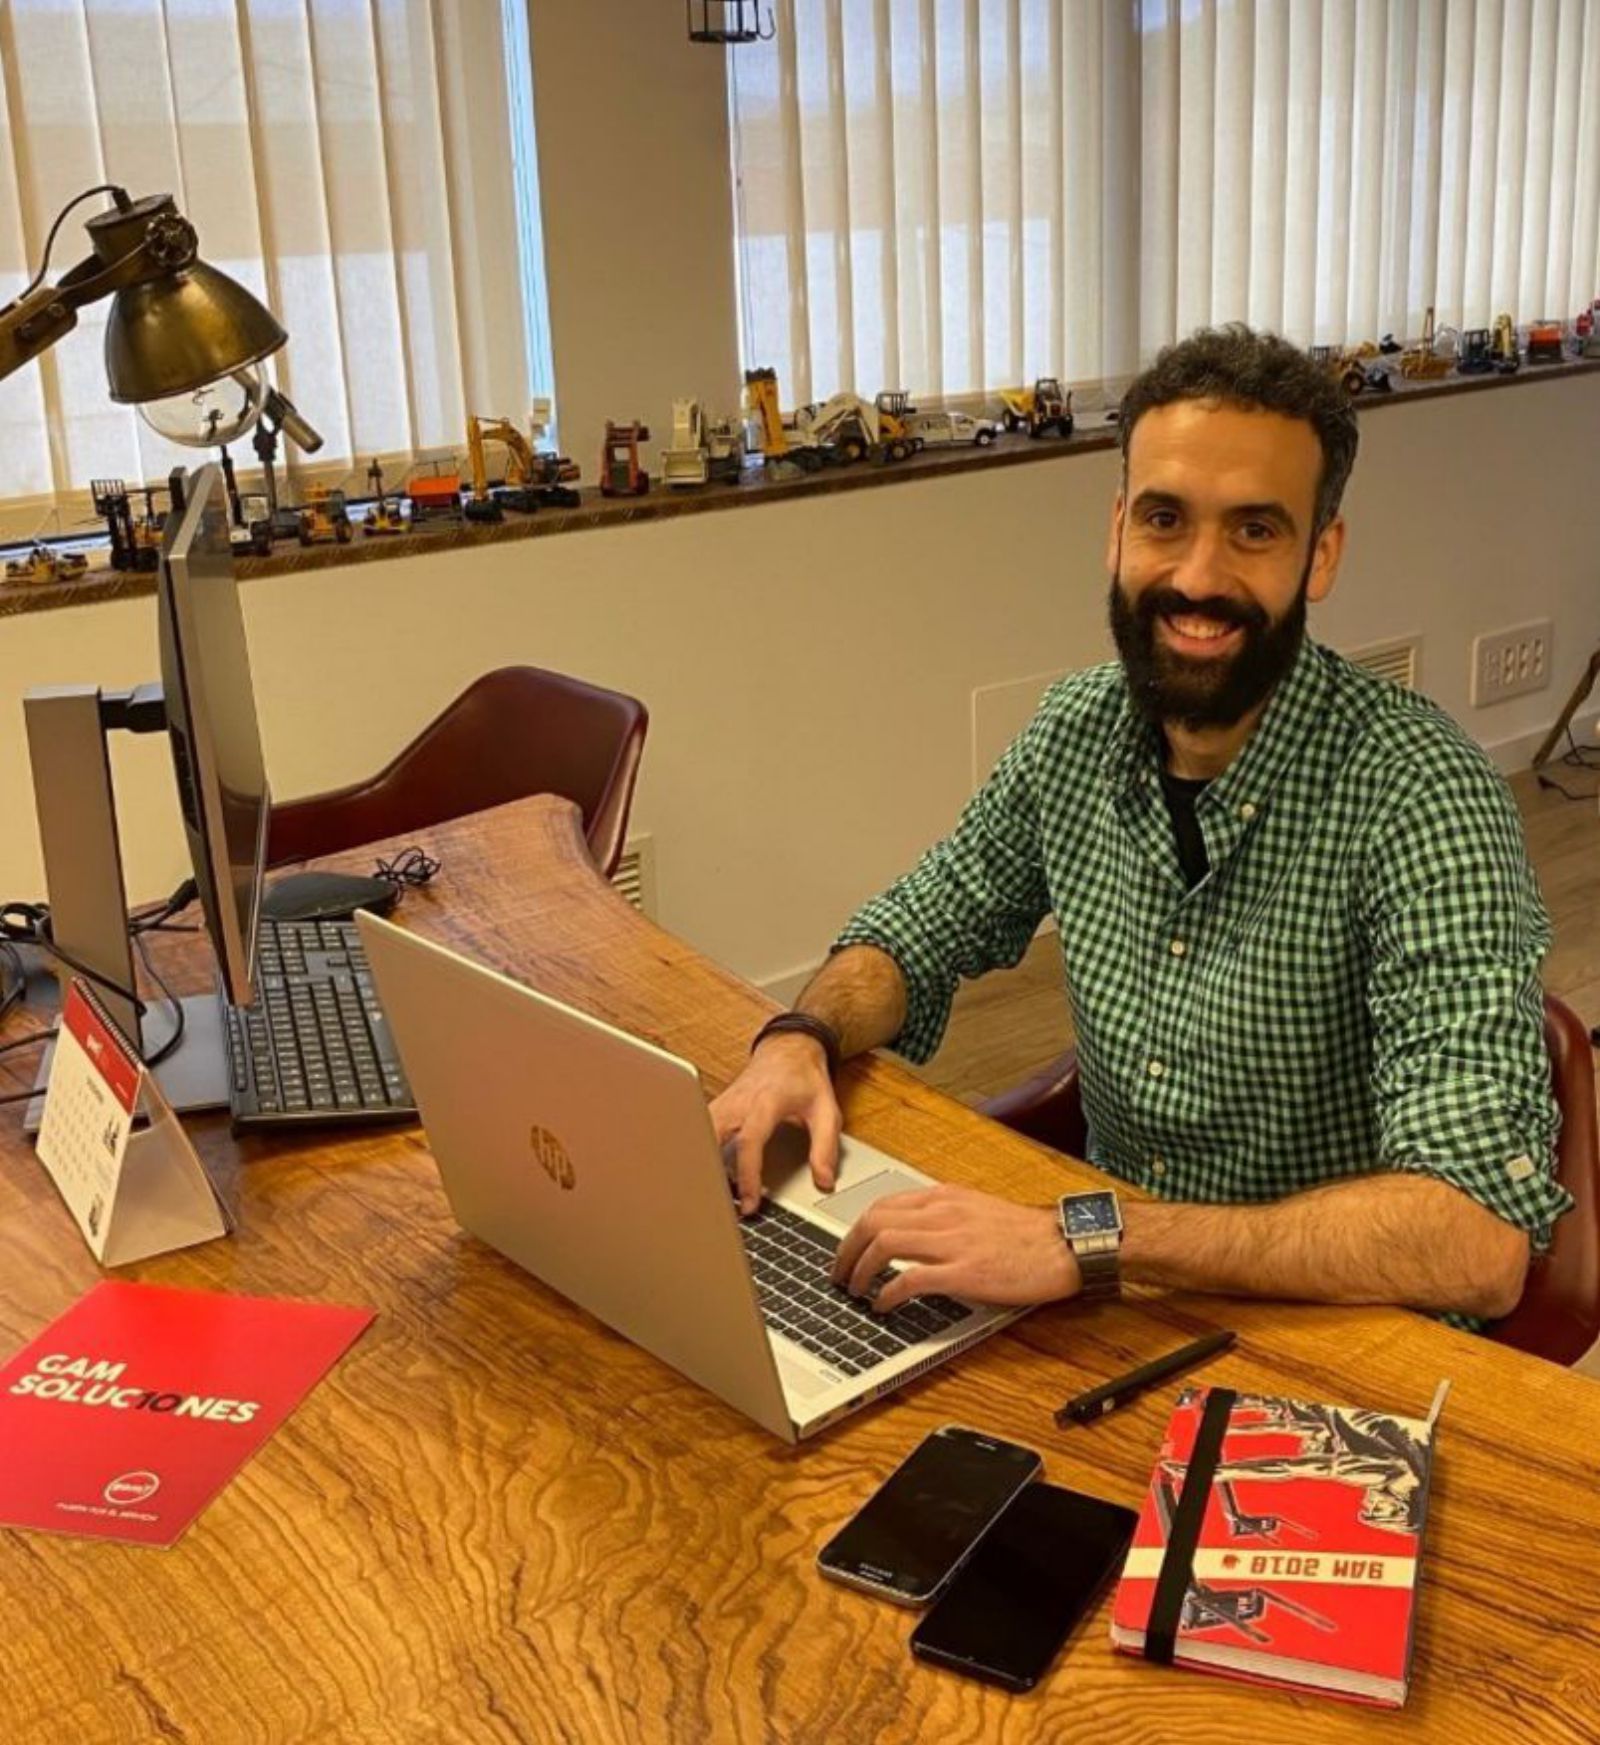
[0,237,159,387]
[0,280,84,385]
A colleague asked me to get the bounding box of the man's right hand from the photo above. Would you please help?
[709,1034,843,1216]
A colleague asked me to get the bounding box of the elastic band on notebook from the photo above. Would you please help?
[1145,1385,1237,1665]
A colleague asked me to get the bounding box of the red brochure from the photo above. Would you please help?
[0,1281,374,1547]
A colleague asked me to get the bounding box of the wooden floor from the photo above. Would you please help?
[916,764,1600,1105]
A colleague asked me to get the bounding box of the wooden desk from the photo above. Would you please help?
[1,796,1597,1742]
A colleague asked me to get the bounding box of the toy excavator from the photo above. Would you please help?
[466,414,582,519]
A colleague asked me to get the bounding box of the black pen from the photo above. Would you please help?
[1054,1329,1237,1426]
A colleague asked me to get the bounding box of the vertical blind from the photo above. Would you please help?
[0,0,537,525]
[730,0,1600,408]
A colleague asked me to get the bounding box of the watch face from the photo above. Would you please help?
[1064,1192,1120,1236]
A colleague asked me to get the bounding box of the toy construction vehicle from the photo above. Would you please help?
[4,542,88,584]
[1310,342,1392,396]
[1399,307,1454,381]
[467,414,583,517]
[600,421,651,496]
[91,479,163,572]
[661,399,746,487]
[362,459,406,535]
[1491,313,1521,372]
[407,471,465,525]
[998,377,1075,437]
[1577,300,1600,359]
[1456,329,1497,375]
[805,389,917,464]
[743,369,918,471]
[1525,318,1565,364]
[297,483,352,546]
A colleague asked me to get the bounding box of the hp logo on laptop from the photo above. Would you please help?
[531,1125,576,1190]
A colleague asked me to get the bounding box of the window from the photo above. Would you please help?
[729,0,1600,407]
[0,0,551,531]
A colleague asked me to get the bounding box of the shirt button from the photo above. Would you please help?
[1147,1058,1166,1079]
[1238,802,1257,822]
[1505,1154,1535,1182]
[1169,938,1188,958]
[1150,1156,1168,1178]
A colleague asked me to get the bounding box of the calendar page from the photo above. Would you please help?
[35,983,141,1260]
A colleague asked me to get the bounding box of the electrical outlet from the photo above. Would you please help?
[1471,620,1552,706]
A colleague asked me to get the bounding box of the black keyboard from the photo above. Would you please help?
[739,1200,973,1376]
[225,919,416,1130]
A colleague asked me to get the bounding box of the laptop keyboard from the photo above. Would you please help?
[739,1200,973,1376]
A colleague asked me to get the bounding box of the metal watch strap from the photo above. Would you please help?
[1074,1244,1122,1299]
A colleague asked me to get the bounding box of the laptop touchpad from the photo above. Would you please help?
[810,1169,928,1226]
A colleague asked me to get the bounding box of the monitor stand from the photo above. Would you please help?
[21,993,230,1135]
[21,683,234,1128]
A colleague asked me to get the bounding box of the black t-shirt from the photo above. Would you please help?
[1157,767,1211,888]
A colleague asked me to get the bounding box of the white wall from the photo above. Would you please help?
[525,0,741,478]
[1,373,1596,994]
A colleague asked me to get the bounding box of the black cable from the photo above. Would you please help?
[1534,730,1600,802]
[0,1023,50,1051]
[132,930,185,1069]
[0,940,23,1025]
[129,877,198,934]
[375,845,441,888]
[19,184,127,301]
[0,903,145,1013]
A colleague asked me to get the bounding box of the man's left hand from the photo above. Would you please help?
[832,1183,1081,1312]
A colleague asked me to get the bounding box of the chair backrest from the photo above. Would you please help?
[1488,993,1600,1366]
[267,666,648,878]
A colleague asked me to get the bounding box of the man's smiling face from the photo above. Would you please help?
[1106,400,1345,734]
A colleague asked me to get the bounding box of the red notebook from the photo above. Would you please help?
[1110,1386,1437,1708]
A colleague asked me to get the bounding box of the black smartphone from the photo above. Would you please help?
[910,1481,1138,1691]
[816,1425,1042,1605]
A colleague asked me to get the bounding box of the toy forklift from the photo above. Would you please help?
[600,421,651,496]
[92,479,163,572]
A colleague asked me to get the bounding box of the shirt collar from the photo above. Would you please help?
[1102,635,1333,826]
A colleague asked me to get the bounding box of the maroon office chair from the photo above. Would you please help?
[266,665,648,879]
[978,993,1600,1367]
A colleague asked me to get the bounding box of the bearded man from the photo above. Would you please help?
[711,325,1569,1330]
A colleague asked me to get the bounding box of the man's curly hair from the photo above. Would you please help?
[1118,325,1361,536]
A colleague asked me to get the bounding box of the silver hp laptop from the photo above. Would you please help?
[356,914,1024,1441]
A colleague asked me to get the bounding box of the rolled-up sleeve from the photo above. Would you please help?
[831,721,1052,1064]
[1361,743,1571,1250]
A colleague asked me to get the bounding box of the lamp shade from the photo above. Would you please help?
[104,261,286,404]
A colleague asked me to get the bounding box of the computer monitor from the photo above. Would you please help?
[155,463,270,1010]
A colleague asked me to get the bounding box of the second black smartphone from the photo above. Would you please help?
[910,1481,1138,1691]
[817,1425,1042,1605]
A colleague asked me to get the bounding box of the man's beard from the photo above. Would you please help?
[1107,557,1311,734]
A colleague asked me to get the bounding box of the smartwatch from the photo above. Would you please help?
[1057,1190,1123,1300]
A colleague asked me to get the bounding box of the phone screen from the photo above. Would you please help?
[910,1482,1138,1690]
[817,1426,1042,1604]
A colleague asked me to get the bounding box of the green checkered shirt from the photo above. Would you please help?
[835,638,1570,1316]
